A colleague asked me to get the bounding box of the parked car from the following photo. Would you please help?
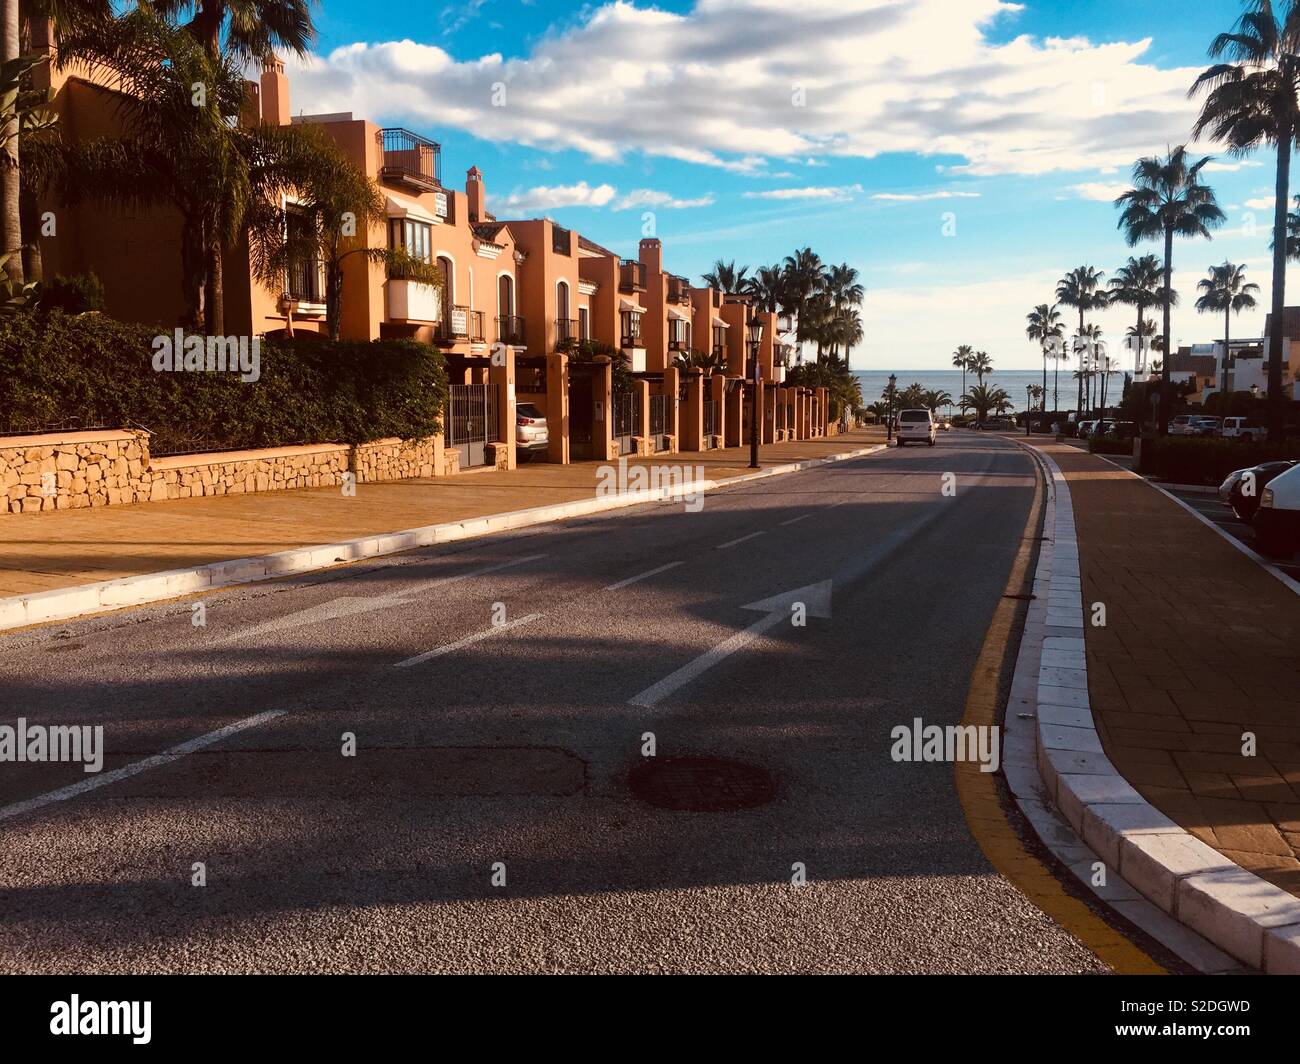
[1188,416,1222,437]
[1255,463,1300,558]
[1220,460,1299,523]
[1104,421,1137,440]
[895,408,937,446]
[1076,419,1100,439]
[515,402,549,461]
[1168,414,1196,436]
[1221,416,1266,442]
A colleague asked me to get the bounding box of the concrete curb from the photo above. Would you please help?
[1013,440,1300,974]
[0,444,885,633]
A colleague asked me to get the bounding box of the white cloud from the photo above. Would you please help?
[743,184,863,201]
[612,189,715,210]
[1065,182,1129,202]
[287,0,1213,179]
[1245,196,1274,210]
[870,190,981,202]
[493,181,617,212]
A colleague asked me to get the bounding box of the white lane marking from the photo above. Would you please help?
[780,514,812,526]
[393,612,544,668]
[716,531,766,550]
[0,710,287,824]
[213,553,548,645]
[628,611,786,708]
[604,561,684,591]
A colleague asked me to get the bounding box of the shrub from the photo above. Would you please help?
[1139,436,1300,486]
[42,272,106,314]
[0,309,447,455]
[1088,437,1133,456]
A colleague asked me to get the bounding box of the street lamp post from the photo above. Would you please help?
[747,319,764,469]
[886,373,897,444]
[1026,386,1032,437]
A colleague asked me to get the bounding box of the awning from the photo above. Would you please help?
[620,297,647,314]
[667,306,690,322]
[712,316,730,328]
[385,192,439,224]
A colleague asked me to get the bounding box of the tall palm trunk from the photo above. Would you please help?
[204,239,224,335]
[1266,127,1290,443]
[1,0,22,286]
[1040,346,1047,425]
[1160,225,1174,436]
[1135,306,1144,376]
[1222,305,1231,399]
[19,181,40,282]
[1075,308,1084,415]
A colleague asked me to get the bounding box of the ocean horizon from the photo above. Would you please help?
[851,369,1122,414]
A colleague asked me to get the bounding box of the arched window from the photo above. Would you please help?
[437,255,454,320]
[556,281,572,343]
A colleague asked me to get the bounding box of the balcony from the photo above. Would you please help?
[668,337,689,352]
[379,128,443,195]
[435,305,485,343]
[554,317,578,345]
[668,275,692,305]
[496,314,526,346]
[286,257,324,306]
[386,278,440,323]
[552,225,572,255]
[619,260,647,293]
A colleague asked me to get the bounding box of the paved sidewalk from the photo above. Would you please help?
[0,430,882,597]
[1040,440,1300,897]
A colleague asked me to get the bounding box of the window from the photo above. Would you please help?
[388,217,433,263]
[579,307,589,341]
[670,319,690,348]
[556,280,570,322]
[285,206,322,303]
[621,311,642,347]
[712,325,726,353]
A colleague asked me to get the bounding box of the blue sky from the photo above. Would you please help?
[288,1,1292,369]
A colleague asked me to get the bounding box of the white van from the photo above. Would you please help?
[895,409,937,447]
[1222,417,1266,442]
[1255,464,1300,558]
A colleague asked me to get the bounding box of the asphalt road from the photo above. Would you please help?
[0,432,1111,973]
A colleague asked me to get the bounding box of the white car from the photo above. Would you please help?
[1169,414,1196,436]
[895,408,937,447]
[1188,415,1222,437]
[515,402,549,461]
[1256,463,1300,558]
[1221,416,1266,442]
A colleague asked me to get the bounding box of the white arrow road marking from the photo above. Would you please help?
[604,561,684,591]
[393,612,544,669]
[0,709,287,824]
[716,531,766,550]
[211,553,548,646]
[627,580,832,709]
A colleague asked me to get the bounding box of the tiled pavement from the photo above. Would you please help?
[0,429,882,598]
[1040,440,1300,897]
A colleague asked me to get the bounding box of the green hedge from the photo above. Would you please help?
[1140,436,1300,486]
[1088,437,1134,456]
[0,310,447,454]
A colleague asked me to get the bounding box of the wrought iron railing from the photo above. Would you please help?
[496,315,526,345]
[379,128,442,192]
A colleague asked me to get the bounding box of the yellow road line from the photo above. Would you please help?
[955,447,1166,975]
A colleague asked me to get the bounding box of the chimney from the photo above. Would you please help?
[466,166,486,222]
[639,237,663,275]
[260,57,290,126]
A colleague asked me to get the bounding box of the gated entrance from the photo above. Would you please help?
[569,371,595,460]
[613,391,639,456]
[448,383,499,468]
[649,394,669,452]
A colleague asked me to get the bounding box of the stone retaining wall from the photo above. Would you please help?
[1,429,449,514]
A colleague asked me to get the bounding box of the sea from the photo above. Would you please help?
[853,370,1086,414]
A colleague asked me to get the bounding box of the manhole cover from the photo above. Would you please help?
[627,755,776,811]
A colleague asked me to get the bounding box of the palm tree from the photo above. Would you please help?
[1115,146,1224,434]
[1025,304,1063,418]
[824,262,863,358]
[951,344,973,400]
[247,124,386,341]
[960,383,1010,427]
[153,0,315,61]
[922,388,953,414]
[833,307,863,368]
[782,246,828,352]
[970,350,993,386]
[2,0,21,286]
[1126,318,1164,376]
[743,264,786,314]
[1195,261,1260,396]
[1079,322,1105,412]
[1109,254,1176,378]
[865,401,890,425]
[1191,1,1300,442]
[702,259,748,295]
[673,347,727,373]
[1056,266,1108,417]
